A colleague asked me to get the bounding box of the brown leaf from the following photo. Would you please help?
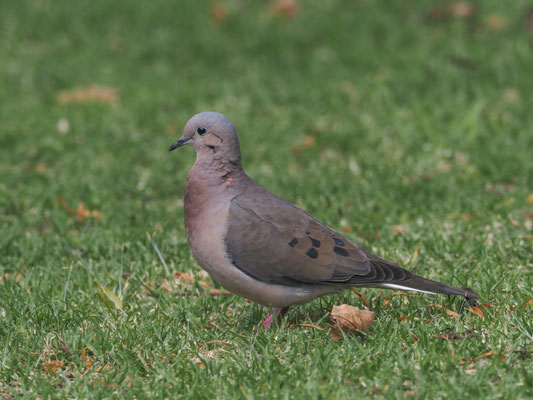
[326,323,344,340]
[60,200,101,222]
[199,340,232,347]
[351,289,370,307]
[36,163,46,174]
[382,297,390,307]
[392,292,416,298]
[329,304,375,340]
[469,305,484,319]
[391,225,407,235]
[42,360,65,373]
[426,303,459,318]
[503,88,520,103]
[434,329,476,341]
[487,13,505,30]
[199,280,210,289]
[341,226,353,233]
[210,2,227,23]
[272,0,299,18]
[289,323,324,331]
[526,8,533,33]
[81,346,94,370]
[451,2,474,18]
[523,297,533,309]
[527,194,533,204]
[426,7,449,21]
[57,85,118,104]
[73,202,101,222]
[301,135,315,147]
[174,272,194,283]
[208,289,232,296]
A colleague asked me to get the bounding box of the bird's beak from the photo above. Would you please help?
[168,137,191,151]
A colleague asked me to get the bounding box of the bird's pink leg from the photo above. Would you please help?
[263,307,290,329]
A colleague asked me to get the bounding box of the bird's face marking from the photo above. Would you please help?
[288,238,298,247]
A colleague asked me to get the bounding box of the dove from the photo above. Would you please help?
[169,112,479,328]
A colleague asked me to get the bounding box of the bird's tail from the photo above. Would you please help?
[380,276,479,302]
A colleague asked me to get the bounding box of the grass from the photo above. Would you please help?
[1,0,532,398]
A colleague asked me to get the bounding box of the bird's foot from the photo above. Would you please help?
[263,307,290,329]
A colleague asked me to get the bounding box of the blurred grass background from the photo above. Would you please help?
[1,0,532,398]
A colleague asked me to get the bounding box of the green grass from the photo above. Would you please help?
[1,0,532,398]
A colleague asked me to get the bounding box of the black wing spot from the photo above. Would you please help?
[288,238,298,247]
[334,237,345,247]
[306,248,318,259]
[309,237,321,248]
[333,246,349,257]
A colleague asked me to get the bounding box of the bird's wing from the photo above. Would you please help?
[225,185,412,287]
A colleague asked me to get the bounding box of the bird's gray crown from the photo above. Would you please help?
[177,111,242,167]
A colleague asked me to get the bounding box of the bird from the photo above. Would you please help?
[169,112,479,328]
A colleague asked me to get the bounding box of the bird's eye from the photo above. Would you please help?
[196,126,207,135]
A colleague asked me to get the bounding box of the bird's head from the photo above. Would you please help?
[169,112,242,163]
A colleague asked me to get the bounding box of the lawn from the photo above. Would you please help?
[1,0,532,398]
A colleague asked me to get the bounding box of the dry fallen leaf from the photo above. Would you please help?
[523,297,533,309]
[272,0,299,17]
[210,2,227,23]
[74,202,101,222]
[174,272,195,283]
[289,323,324,331]
[59,199,101,222]
[36,163,46,174]
[208,289,232,296]
[198,280,210,289]
[328,304,375,340]
[469,305,484,319]
[351,289,370,307]
[199,340,233,347]
[392,292,416,298]
[57,85,119,104]
[81,346,94,370]
[487,13,505,30]
[391,225,407,235]
[382,297,390,307]
[301,135,315,147]
[426,303,459,318]
[42,360,64,373]
[451,2,474,18]
[434,329,477,341]
[341,226,353,233]
[503,88,520,103]
[527,194,533,204]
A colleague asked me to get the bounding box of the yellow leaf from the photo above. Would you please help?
[94,281,126,315]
